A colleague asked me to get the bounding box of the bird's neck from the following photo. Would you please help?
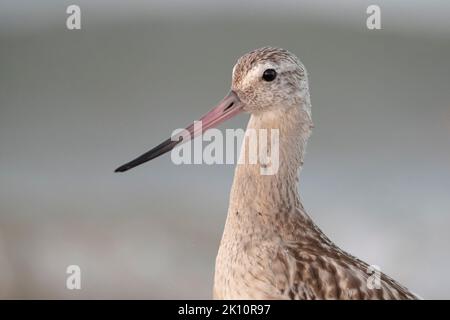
[228,104,313,217]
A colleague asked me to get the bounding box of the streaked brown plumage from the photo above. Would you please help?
[213,47,418,299]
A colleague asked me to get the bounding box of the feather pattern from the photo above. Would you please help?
[213,47,417,300]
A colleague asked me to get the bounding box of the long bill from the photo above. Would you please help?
[115,90,244,172]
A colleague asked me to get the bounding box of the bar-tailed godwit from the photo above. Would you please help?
[115,47,418,299]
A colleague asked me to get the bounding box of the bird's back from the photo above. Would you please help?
[214,207,417,300]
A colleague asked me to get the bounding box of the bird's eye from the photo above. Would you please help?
[262,69,277,82]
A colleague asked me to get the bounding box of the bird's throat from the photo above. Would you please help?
[228,105,312,217]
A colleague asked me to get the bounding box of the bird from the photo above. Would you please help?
[115,47,418,300]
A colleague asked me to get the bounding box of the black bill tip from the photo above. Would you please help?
[114,138,181,173]
[114,164,134,173]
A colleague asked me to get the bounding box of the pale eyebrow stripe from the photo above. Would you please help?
[241,61,298,86]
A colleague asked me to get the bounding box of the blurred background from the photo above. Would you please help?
[1,0,449,299]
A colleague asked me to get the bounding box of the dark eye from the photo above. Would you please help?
[262,69,277,82]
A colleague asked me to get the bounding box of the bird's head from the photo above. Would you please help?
[115,47,311,172]
[231,47,311,115]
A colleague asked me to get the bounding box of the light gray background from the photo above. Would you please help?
[1,0,449,298]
